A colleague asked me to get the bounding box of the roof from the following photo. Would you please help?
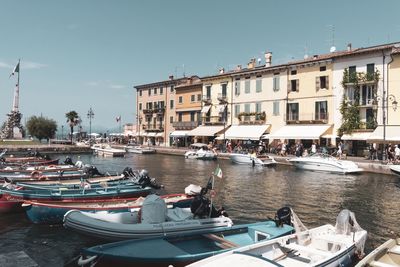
[134,77,188,90]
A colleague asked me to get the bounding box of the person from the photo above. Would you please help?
[280,142,287,156]
[395,145,400,161]
[311,142,317,154]
[337,142,343,159]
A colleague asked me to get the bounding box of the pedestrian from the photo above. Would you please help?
[280,142,287,156]
[395,145,400,162]
[311,142,317,154]
[337,142,343,159]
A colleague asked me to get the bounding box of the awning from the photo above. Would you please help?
[367,126,400,143]
[187,125,225,137]
[155,133,163,138]
[341,132,372,141]
[215,125,271,140]
[147,133,157,137]
[268,125,332,140]
[201,105,211,113]
[217,104,226,113]
[170,130,189,137]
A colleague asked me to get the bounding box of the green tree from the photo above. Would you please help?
[26,116,57,141]
[65,111,79,143]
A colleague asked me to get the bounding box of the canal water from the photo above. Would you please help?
[0,153,399,266]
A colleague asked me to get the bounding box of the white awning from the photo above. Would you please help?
[201,105,211,113]
[155,133,163,137]
[268,125,332,140]
[187,125,225,137]
[147,132,156,137]
[170,130,189,137]
[215,125,271,140]
[341,132,372,141]
[367,126,400,143]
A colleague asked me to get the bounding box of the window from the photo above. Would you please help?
[256,76,262,93]
[206,85,211,99]
[315,101,327,120]
[178,113,182,122]
[147,102,152,109]
[191,95,195,102]
[234,105,240,117]
[361,85,374,105]
[245,77,250,93]
[154,88,157,95]
[197,112,201,122]
[349,66,356,76]
[273,101,279,116]
[170,100,174,109]
[139,103,142,110]
[148,89,151,96]
[244,103,250,113]
[197,94,201,101]
[170,85,174,92]
[235,78,240,95]
[287,103,299,121]
[290,79,299,92]
[159,87,163,95]
[190,112,195,121]
[170,116,173,123]
[221,83,227,97]
[139,90,142,97]
[273,76,280,91]
[255,102,262,113]
[320,66,326,72]
[158,101,165,109]
[291,70,297,75]
[316,76,328,90]
[367,63,375,75]
[178,96,183,104]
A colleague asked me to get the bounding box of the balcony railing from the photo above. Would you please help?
[238,112,266,125]
[172,121,200,130]
[202,95,212,104]
[285,112,329,124]
[143,109,153,114]
[217,93,228,103]
[202,116,225,125]
[142,124,164,131]
[154,107,165,114]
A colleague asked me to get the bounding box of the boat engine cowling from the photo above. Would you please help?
[275,207,292,227]
[138,169,163,189]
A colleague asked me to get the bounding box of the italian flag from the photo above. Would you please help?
[214,165,223,179]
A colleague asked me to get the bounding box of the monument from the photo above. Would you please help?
[0,60,25,139]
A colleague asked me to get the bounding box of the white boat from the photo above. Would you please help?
[189,209,367,267]
[355,238,400,267]
[185,143,217,160]
[125,144,156,154]
[230,153,276,166]
[91,144,125,157]
[390,165,400,176]
[63,194,232,240]
[288,153,363,174]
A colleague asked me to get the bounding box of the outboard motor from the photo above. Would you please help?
[83,165,103,177]
[64,156,74,165]
[138,169,162,189]
[122,167,135,178]
[190,187,227,218]
[275,207,292,227]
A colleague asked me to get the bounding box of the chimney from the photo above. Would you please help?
[265,52,272,67]
[169,75,174,80]
[347,43,352,51]
[313,55,318,60]
[247,58,256,69]
[219,68,225,74]
[236,65,242,71]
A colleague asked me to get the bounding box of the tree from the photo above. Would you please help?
[26,116,57,142]
[65,111,79,143]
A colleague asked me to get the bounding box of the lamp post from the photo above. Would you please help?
[137,115,142,145]
[61,125,64,140]
[87,107,94,140]
[376,93,398,160]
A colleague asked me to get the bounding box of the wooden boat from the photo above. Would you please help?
[77,218,294,267]
[0,170,84,180]
[22,193,192,224]
[355,238,400,267]
[390,165,400,176]
[0,158,60,166]
[189,209,367,267]
[125,144,156,154]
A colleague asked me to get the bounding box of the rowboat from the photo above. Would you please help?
[189,209,367,267]
[77,208,295,267]
[355,238,400,267]
[22,193,192,224]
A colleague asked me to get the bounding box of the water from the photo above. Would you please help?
[1,153,399,266]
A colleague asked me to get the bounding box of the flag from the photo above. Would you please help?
[116,115,121,122]
[213,165,223,179]
[9,62,20,78]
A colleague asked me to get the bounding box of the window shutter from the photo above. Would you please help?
[287,80,291,92]
[296,79,299,92]
[325,76,329,90]
[316,77,320,91]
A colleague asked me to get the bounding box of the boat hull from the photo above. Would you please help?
[390,165,400,176]
[229,154,276,166]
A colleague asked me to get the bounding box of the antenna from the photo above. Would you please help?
[328,25,336,52]
[182,64,185,77]
[304,43,309,59]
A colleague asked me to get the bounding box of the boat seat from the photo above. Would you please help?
[369,261,399,267]
[389,246,400,255]
[283,243,332,257]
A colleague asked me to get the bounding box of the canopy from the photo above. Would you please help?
[155,133,163,138]
[170,130,189,137]
[367,125,400,143]
[201,105,211,113]
[215,125,270,140]
[187,125,225,137]
[268,125,332,140]
[147,133,157,137]
[341,131,372,141]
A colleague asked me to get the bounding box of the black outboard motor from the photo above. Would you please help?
[83,165,103,177]
[137,169,163,189]
[64,156,74,165]
[122,167,135,178]
[275,207,292,227]
[190,186,228,218]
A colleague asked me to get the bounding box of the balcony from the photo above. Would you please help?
[238,112,266,125]
[202,95,212,104]
[154,107,165,114]
[142,124,164,131]
[202,116,225,126]
[172,121,200,130]
[217,93,228,104]
[143,109,153,115]
[285,112,329,124]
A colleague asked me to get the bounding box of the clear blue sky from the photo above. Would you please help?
[1,0,399,132]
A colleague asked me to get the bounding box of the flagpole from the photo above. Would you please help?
[209,168,216,218]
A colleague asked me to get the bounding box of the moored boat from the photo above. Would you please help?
[230,153,276,166]
[185,143,217,160]
[125,144,156,154]
[390,165,400,176]
[288,153,363,174]
[91,144,126,157]
[355,238,400,267]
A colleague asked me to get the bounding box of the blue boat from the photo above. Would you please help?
[78,209,294,267]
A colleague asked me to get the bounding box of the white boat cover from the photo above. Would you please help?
[141,195,167,224]
[184,184,202,195]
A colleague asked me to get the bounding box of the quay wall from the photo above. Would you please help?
[0,144,92,155]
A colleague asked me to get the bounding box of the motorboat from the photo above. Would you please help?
[189,209,367,267]
[125,144,156,154]
[91,144,125,157]
[288,153,363,174]
[185,143,217,160]
[355,238,400,267]
[390,165,400,176]
[230,153,276,167]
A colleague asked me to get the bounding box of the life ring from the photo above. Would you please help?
[31,171,42,179]
[38,175,46,181]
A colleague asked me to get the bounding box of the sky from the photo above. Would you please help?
[1,0,399,133]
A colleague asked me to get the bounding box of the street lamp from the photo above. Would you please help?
[137,115,142,145]
[376,93,398,160]
[87,107,94,140]
[61,125,64,140]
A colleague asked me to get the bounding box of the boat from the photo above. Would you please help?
[288,153,363,174]
[355,238,400,267]
[77,207,295,267]
[390,165,400,176]
[0,164,79,175]
[230,153,276,166]
[64,191,232,241]
[91,144,126,157]
[0,157,60,166]
[189,209,367,267]
[185,143,217,160]
[23,193,192,224]
[125,144,156,154]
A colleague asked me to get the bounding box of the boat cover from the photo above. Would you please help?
[141,195,167,224]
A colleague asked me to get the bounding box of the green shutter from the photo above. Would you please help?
[316,77,320,91]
